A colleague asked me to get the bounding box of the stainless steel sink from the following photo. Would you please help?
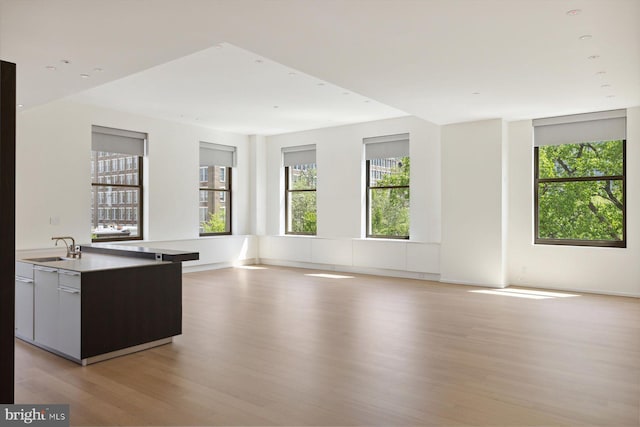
[24,256,71,263]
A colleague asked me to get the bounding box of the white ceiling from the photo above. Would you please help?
[1,0,639,135]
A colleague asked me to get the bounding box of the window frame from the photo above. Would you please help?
[533,140,626,248]
[365,158,410,240]
[91,151,144,243]
[284,165,317,236]
[199,165,232,236]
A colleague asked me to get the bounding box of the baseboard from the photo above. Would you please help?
[182,258,258,273]
[439,278,507,288]
[511,282,640,299]
[258,258,441,281]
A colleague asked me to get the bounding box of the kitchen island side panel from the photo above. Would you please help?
[81,262,182,359]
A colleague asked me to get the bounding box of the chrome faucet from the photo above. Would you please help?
[52,236,81,259]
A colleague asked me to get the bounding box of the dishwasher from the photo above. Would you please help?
[15,261,34,341]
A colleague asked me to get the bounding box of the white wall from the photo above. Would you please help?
[440,119,506,287]
[15,97,640,296]
[261,116,442,277]
[506,107,640,297]
[15,99,256,267]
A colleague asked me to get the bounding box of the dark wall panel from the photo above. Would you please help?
[0,60,17,403]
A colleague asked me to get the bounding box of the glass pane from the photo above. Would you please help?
[369,187,410,237]
[538,180,623,241]
[288,191,317,234]
[91,151,140,184]
[289,164,317,190]
[369,156,410,187]
[538,140,623,179]
[199,190,230,234]
[200,166,227,190]
[91,186,141,239]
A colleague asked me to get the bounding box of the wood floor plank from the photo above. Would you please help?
[15,265,640,426]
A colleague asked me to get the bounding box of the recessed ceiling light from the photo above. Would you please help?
[606,95,616,98]
[45,65,56,71]
[317,82,325,86]
[579,34,592,40]
[255,59,263,63]
[472,92,480,95]
[288,72,296,76]
[342,92,350,95]
[17,104,23,108]
[596,71,607,75]
[566,9,581,16]
[364,100,370,103]
[587,55,600,60]
[213,44,223,49]
[60,59,71,64]
[93,67,103,72]
[80,74,90,78]
[273,105,279,109]
[601,84,611,88]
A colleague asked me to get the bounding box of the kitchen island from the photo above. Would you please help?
[16,246,198,365]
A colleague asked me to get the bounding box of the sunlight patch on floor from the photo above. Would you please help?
[470,288,581,299]
[235,265,268,270]
[305,273,355,279]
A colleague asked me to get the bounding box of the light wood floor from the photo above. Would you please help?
[15,266,640,426]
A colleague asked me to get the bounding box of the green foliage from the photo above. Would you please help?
[289,165,317,234]
[201,210,227,233]
[537,140,624,241]
[370,157,410,237]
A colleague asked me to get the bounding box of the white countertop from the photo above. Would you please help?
[18,252,170,273]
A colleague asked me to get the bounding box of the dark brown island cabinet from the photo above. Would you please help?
[15,246,198,365]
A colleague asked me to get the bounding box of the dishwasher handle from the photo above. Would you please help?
[15,277,34,284]
[34,265,58,273]
[57,286,80,295]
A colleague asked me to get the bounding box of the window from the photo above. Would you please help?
[90,125,146,241]
[199,142,235,235]
[283,145,317,235]
[365,133,410,239]
[533,109,626,247]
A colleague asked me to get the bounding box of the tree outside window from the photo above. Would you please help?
[535,139,625,247]
[367,156,410,238]
[285,163,317,234]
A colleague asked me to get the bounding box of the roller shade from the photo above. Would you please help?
[364,133,410,159]
[200,142,236,167]
[92,125,147,156]
[282,144,316,166]
[533,109,626,146]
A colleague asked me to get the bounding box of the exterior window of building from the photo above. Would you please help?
[91,125,146,241]
[283,145,317,235]
[533,109,626,247]
[364,133,410,239]
[199,142,235,235]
